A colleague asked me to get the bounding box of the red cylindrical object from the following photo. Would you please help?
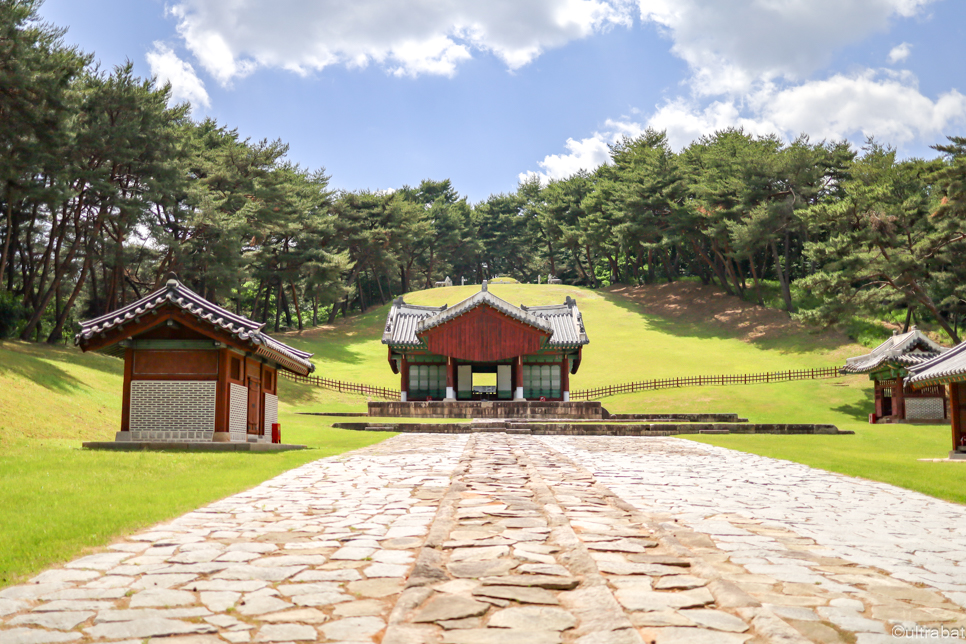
[272,423,281,444]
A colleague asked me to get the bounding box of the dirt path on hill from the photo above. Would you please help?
[606,282,851,349]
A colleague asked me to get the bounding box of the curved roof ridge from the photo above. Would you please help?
[906,340,966,386]
[842,327,948,374]
[415,289,551,335]
[75,279,314,375]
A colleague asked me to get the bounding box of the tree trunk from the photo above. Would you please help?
[356,274,367,313]
[902,306,914,333]
[289,283,303,330]
[0,201,12,289]
[251,280,265,319]
[769,240,794,313]
[274,281,283,332]
[20,203,100,341]
[748,252,765,306]
[374,271,386,305]
[689,239,731,293]
[584,245,597,288]
[280,282,293,328]
[263,280,272,324]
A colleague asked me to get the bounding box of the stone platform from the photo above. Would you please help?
[333,421,852,436]
[367,401,607,419]
[81,442,307,452]
[3,434,964,644]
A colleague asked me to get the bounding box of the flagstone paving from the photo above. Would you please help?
[2,433,965,644]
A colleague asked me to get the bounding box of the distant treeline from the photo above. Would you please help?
[1,1,965,344]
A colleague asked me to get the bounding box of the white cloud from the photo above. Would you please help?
[520,118,644,183]
[527,71,966,177]
[168,0,633,84]
[525,0,963,178]
[637,0,936,94]
[888,42,912,63]
[146,42,210,111]
[761,71,966,143]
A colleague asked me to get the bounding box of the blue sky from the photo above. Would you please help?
[40,0,966,203]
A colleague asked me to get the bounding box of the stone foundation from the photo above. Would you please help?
[368,400,606,419]
[334,421,851,436]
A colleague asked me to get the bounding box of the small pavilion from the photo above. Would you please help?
[906,342,966,459]
[75,278,314,444]
[841,328,948,423]
[382,282,589,402]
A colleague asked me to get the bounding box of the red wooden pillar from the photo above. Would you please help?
[951,382,963,453]
[446,357,456,400]
[561,358,570,402]
[893,379,905,421]
[515,356,524,400]
[400,357,409,402]
[120,348,133,434]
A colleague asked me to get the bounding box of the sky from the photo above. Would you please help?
[39,0,966,203]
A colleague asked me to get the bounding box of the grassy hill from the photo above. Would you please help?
[2,280,964,587]
[277,281,860,411]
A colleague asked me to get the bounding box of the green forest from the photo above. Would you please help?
[2,0,965,345]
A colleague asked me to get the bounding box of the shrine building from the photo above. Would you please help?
[906,341,966,459]
[75,278,314,444]
[382,282,589,402]
[841,327,948,423]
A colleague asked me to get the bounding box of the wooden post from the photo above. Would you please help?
[445,357,456,400]
[950,382,963,453]
[400,358,409,402]
[561,358,570,402]
[893,379,905,421]
[120,348,133,434]
[515,356,524,400]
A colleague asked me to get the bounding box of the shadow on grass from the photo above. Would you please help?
[831,389,876,422]
[0,341,122,393]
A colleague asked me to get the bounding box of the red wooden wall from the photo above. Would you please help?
[420,305,549,362]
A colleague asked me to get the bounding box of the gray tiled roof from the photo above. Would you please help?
[906,340,966,387]
[382,301,447,347]
[841,328,946,374]
[382,284,589,349]
[75,279,314,375]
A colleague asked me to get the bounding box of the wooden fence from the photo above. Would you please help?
[279,370,399,401]
[570,366,843,401]
[282,365,844,402]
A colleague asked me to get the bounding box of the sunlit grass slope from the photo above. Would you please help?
[281,283,859,391]
[279,284,966,505]
[0,341,392,588]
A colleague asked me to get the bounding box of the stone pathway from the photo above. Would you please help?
[1,434,965,644]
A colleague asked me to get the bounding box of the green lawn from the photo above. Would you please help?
[3,281,964,587]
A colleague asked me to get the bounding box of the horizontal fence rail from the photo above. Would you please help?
[571,366,843,401]
[284,366,843,402]
[280,371,399,401]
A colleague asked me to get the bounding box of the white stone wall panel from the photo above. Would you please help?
[229,383,248,442]
[129,380,215,442]
[905,397,945,420]
[264,393,278,443]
